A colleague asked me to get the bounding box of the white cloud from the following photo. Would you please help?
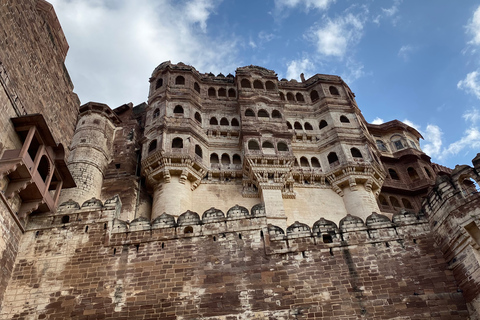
[373,0,402,25]
[398,45,414,61]
[341,58,365,83]
[467,5,480,45]
[371,117,384,124]
[401,119,420,131]
[420,109,480,161]
[310,13,365,58]
[286,58,315,81]
[274,0,334,11]
[458,71,480,100]
[422,124,443,158]
[49,0,238,107]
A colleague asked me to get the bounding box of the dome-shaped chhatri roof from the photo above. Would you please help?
[57,199,80,211]
[202,207,225,222]
[177,210,201,226]
[81,197,103,208]
[312,218,338,234]
[339,214,365,229]
[366,212,392,226]
[152,212,176,228]
[226,204,249,218]
[251,203,265,217]
[286,221,311,234]
[268,224,285,235]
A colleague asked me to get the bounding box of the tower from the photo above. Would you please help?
[59,102,120,205]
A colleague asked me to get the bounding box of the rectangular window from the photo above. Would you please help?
[394,140,404,150]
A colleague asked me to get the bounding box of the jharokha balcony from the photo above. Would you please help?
[0,114,75,228]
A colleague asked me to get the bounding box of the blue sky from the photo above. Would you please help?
[49,0,480,169]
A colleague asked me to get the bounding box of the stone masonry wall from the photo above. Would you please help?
[0,201,469,319]
[0,0,79,156]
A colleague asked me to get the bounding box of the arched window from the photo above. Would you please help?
[153,108,160,119]
[304,122,313,130]
[294,159,299,167]
[287,122,292,129]
[311,157,321,168]
[253,80,264,89]
[210,117,218,125]
[351,148,363,158]
[258,109,269,118]
[279,92,285,100]
[277,142,288,151]
[241,79,251,88]
[208,87,216,97]
[155,78,163,89]
[265,81,275,90]
[148,140,157,153]
[218,88,226,97]
[173,105,184,114]
[245,109,255,117]
[424,167,432,178]
[340,115,350,123]
[294,122,303,130]
[389,196,400,208]
[329,86,339,95]
[231,118,239,126]
[220,118,229,126]
[391,135,405,150]
[461,177,480,195]
[272,110,282,118]
[296,93,305,102]
[195,145,203,158]
[407,167,419,181]
[300,157,310,167]
[389,169,400,180]
[194,82,200,93]
[172,137,183,148]
[327,152,338,164]
[175,76,185,85]
[310,90,319,102]
[233,154,242,165]
[195,112,202,123]
[379,195,388,206]
[262,141,274,149]
[210,153,219,163]
[319,120,328,129]
[37,155,50,182]
[221,153,230,165]
[402,198,413,209]
[286,92,295,101]
[228,88,236,97]
[376,140,388,152]
[248,140,260,150]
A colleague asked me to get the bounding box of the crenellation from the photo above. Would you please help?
[1,2,479,318]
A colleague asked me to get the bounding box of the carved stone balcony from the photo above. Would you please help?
[0,115,75,223]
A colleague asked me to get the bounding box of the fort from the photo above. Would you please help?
[0,1,480,319]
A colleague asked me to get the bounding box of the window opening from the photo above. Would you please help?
[248,140,260,150]
[327,152,338,164]
[296,93,305,102]
[148,140,157,153]
[304,122,313,130]
[155,78,163,89]
[210,153,219,164]
[286,92,295,101]
[311,157,321,167]
[340,115,350,123]
[175,76,185,85]
[258,109,269,118]
[228,88,236,97]
[310,90,319,102]
[319,120,328,129]
[231,118,239,126]
[351,148,363,158]
[272,110,282,118]
[329,86,339,95]
[233,154,241,165]
[195,145,202,158]
[195,112,202,123]
[389,169,400,180]
[210,117,218,125]
[173,105,184,114]
[300,157,310,167]
[277,142,288,151]
[253,80,264,89]
[220,118,229,126]
[218,88,226,97]
[389,197,400,208]
[294,122,303,130]
[262,141,274,149]
[265,81,275,90]
[245,109,255,117]
[221,153,231,165]
[194,82,200,93]
[241,79,251,88]
[407,167,420,181]
[208,87,216,97]
[172,137,183,149]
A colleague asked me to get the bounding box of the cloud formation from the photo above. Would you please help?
[49,0,238,107]
[274,0,334,12]
[398,45,414,61]
[310,13,365,58]
[286,58,314,81]
[457,71,480,99]
[467,5,480,45]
